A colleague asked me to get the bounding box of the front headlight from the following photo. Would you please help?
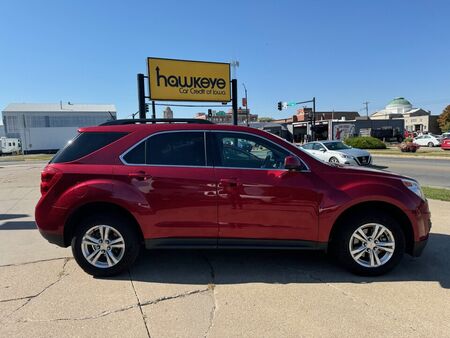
[339,153,352,159]
[402,179,425,200]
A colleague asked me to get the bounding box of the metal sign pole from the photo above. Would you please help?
[152,101,156,119]
[232,79,238,125]
[137,73,146,119]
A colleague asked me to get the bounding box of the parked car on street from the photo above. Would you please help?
[413,134,441,147]
[35,119,431,277]
[441,138,450,150]
[300,140,372,166]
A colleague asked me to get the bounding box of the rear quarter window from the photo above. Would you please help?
[50,132,127,163]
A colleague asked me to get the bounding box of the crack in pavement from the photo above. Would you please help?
[11,288,210,324]
[1,258,70,323]
[202,253,217,338]
[0,256,72,268]
[129,269,151,338]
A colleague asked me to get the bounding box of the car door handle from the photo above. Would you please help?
[128,171,152,181]
[220,178,239,187]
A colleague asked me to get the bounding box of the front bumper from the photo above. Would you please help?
[343,155,372,166]
[412,236,429,257]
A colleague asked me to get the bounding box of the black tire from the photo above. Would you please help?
[428,142,434,148]
[71,213,141,277]
[329,157,340,164]
[332,212,405,276]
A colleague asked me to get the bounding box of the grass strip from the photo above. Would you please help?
[423,186,450,202]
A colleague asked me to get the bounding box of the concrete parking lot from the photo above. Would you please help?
[1,162,449,337]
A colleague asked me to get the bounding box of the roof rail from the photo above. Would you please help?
[100,118,214,126]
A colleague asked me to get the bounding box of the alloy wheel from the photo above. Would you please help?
[329,157,339,163]
[348,223,395,268]
[81,225,126,268]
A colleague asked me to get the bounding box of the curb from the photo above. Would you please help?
[370,154,450,161]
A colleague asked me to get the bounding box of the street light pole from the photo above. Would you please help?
[243,83,249,126]
[312,97,316,141]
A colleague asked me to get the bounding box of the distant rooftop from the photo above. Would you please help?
[2,103,116,113]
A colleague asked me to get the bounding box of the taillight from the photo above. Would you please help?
[40,166,61,195]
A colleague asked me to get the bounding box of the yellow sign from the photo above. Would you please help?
[148,57,231,102]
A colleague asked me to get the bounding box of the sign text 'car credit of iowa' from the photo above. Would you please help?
[148,58,231,102]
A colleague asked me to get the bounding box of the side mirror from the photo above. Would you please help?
[319,148,326,152]
[284,155,303,171]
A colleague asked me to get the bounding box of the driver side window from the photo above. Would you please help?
[215,132,290,169]
[312,143,324,151]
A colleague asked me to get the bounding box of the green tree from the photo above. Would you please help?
[438,105,450,132]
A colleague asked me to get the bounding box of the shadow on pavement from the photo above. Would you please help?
[0,221,37,230]
[116,233,450,289]
[0,214,29,221]
[369,164,389,170]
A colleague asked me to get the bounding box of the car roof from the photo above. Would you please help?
[320,140,343,144]
[80,123,261,133]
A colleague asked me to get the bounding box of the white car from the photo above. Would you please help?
[413,134,441,147]
[300,140,372,166]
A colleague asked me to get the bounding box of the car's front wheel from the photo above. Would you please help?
[71,214,141,277]
[428,142,434,147]
[329,156,340,164]
[333,213,405,275]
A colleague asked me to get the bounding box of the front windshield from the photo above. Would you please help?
[324,141,351,150]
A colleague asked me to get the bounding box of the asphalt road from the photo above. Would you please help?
[372,156,450,188]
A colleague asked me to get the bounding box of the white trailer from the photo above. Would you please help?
[0,137,21,155]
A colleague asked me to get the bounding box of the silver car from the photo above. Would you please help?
[300,140,372,166]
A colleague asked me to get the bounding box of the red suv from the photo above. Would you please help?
[35,119,431,277]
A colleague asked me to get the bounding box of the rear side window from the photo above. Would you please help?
[51,132,127,163]
[122,132,206,166]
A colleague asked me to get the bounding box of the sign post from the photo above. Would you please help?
[231,79,238,125]
[137,73,146,119]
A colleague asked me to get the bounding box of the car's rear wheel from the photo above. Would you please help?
[329,156,340,164]
[333,213,405,275]
[71,214,141,277]
[428,142,434,147]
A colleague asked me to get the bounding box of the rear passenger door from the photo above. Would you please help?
[114,131,218,244]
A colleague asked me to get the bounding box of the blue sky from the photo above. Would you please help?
[1,0,449,120]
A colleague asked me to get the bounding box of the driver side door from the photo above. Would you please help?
[212,132,320,244]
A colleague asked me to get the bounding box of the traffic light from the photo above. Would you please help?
[145,103,149,113]
[207,109,212,118]
[277,102,282,111]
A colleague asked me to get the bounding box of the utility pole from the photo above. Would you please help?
[312,97,316,141]
[243,83,249,126]
[363,101,370,118]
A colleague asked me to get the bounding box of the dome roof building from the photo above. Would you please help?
[385,97,413,113]
[370,97,439,133]
[371,97,414,119]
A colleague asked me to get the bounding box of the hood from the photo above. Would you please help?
[335,148,370,157]
[329,162,416,181]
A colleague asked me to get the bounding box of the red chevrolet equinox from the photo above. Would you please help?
[35,119,431,277]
